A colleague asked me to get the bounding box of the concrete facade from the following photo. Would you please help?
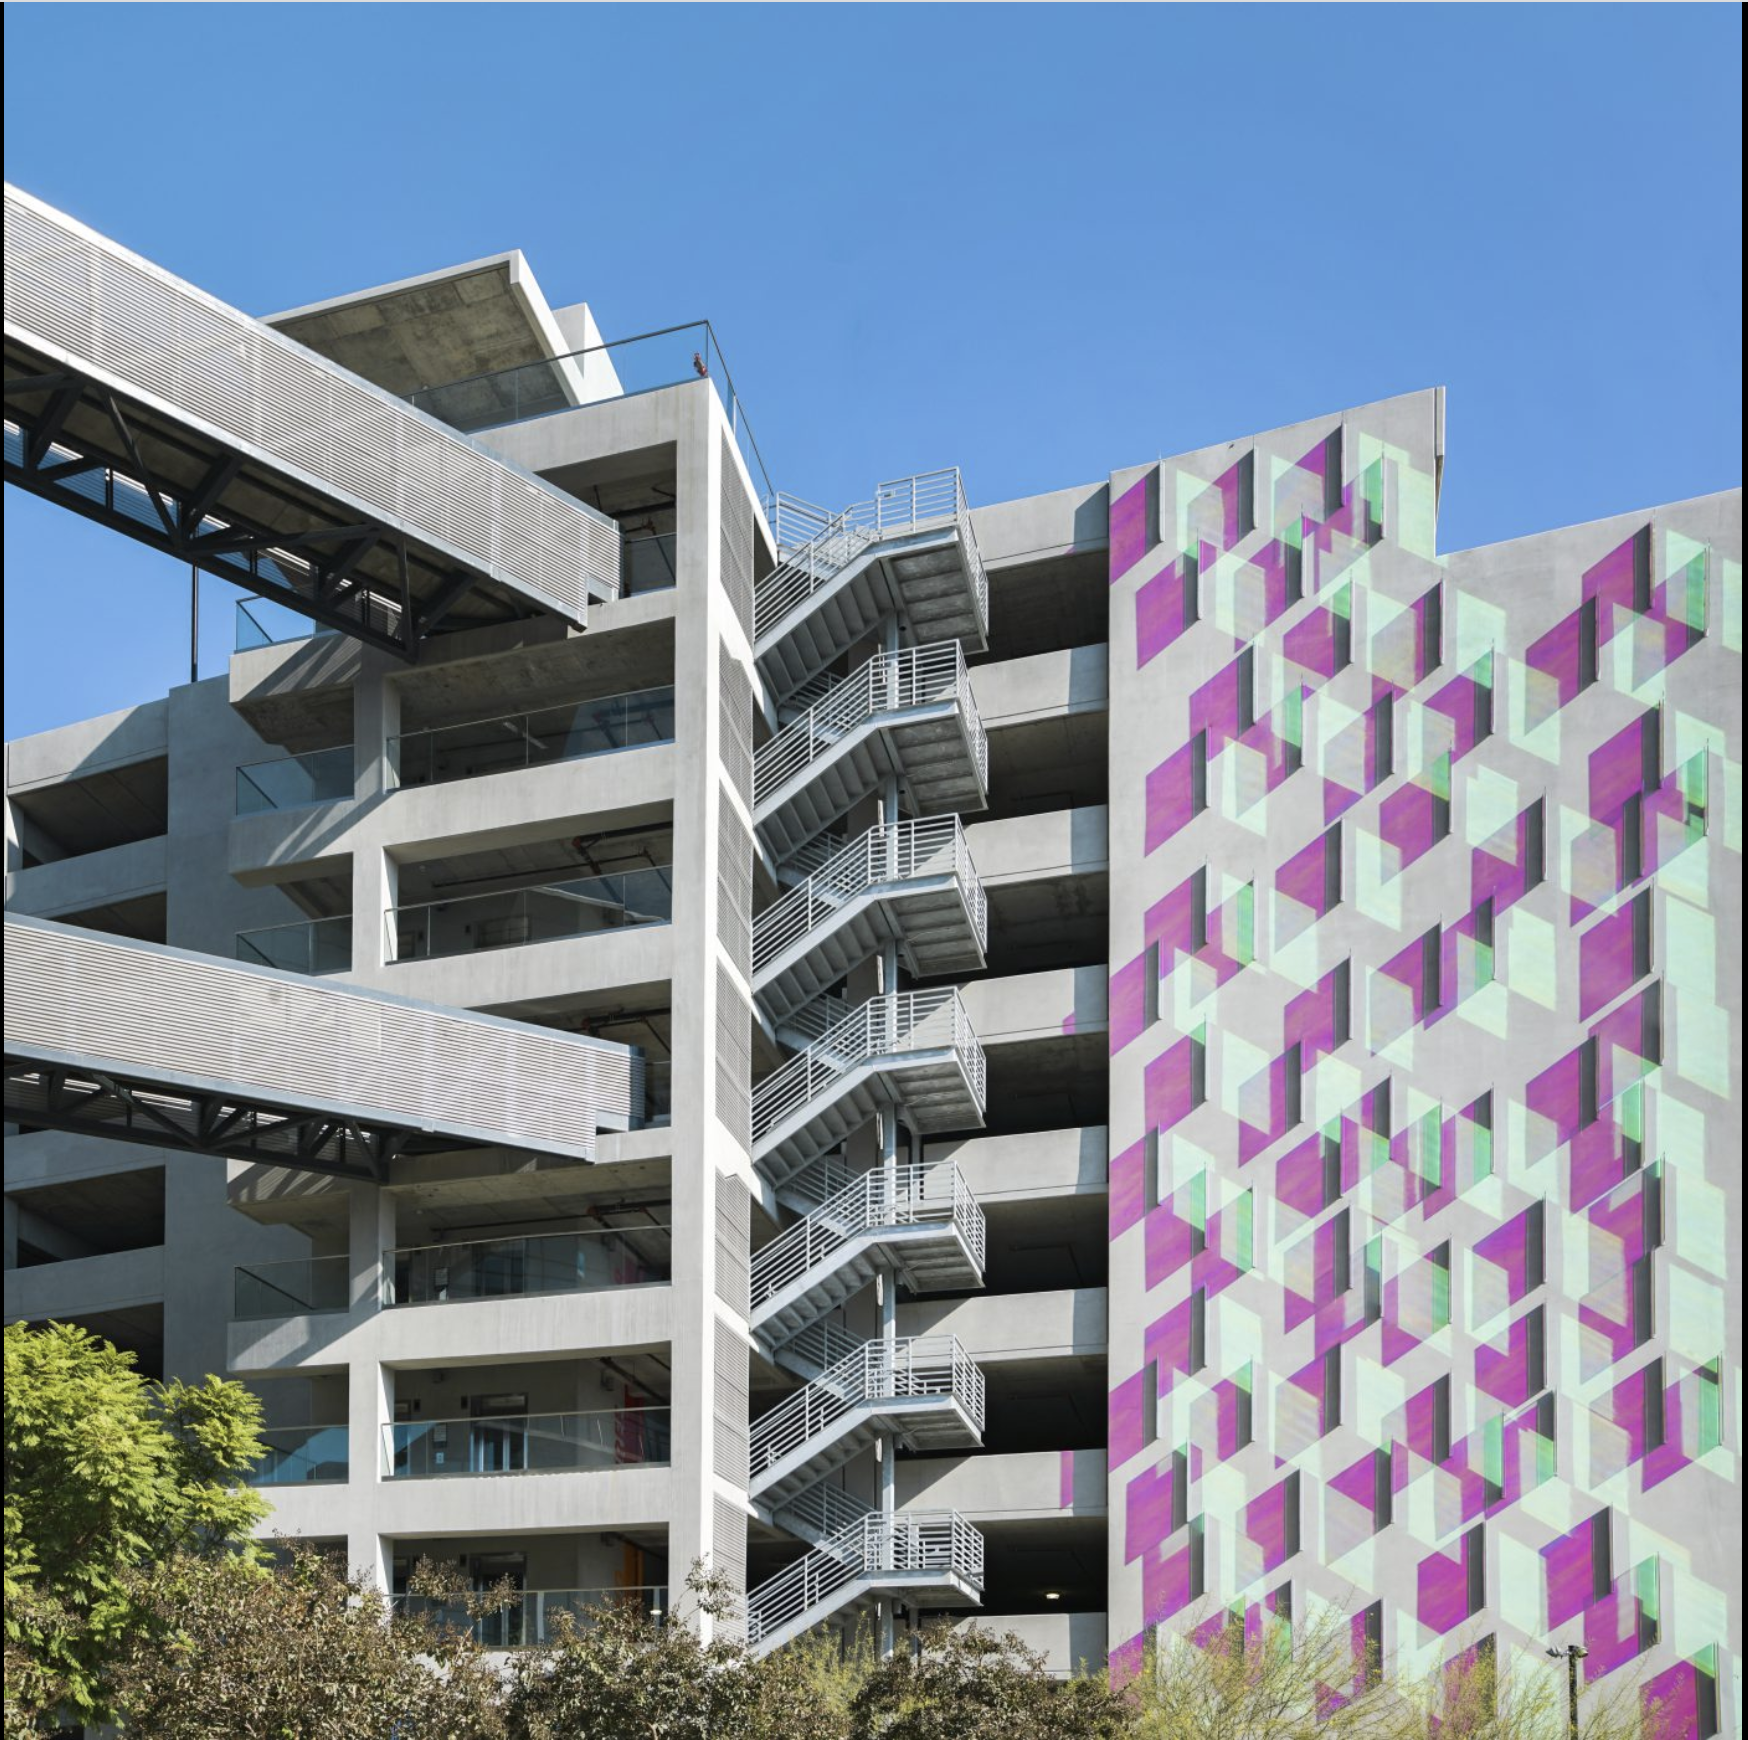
[3,196,1740,1722]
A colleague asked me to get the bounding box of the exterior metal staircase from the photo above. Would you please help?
[750,991,987,1188]
[742,468,993,1655]
[768,1316,865,1382]
[752,643,989,864]
[754,470,989,703]
[753,818,988,1030]
[748,1334,985,1509]
[750,1162,985,1350]
[746,1509,984,1655]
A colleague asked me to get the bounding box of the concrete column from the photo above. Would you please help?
[351,661,401,971]
[352,656,401,803]
[3,1196,17,1269]
[347,1181,395,1315]
[344,1181,395,1591]
[345,1350,393,1592]
[354,848,399,971]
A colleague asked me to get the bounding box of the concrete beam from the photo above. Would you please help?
[897,1288,1106,1364]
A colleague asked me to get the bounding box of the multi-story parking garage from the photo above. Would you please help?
[3,182,1740,1726]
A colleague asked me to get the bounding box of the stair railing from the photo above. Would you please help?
[754,468,987,643]
[753,642,977,808]
[747,1334,983,1483]
[750,989,985,1150]
[753,817,983,976]
[750,1162,985,1312]
[746,1508,984,1646]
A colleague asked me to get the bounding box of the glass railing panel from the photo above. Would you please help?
[248,1423,348,1486]
[389,868,673,963]
[233,1254,351,1319]
[389,1225,671,1306]
[235,746,353,815]
[235,915,353,976]
[397,1586,665,1647]
[406,322,772,506]
[620,533,678,595]
[635,1060,672,1130]
[389,687,676,789]
[235,596,344,652]
[386,1406,672,1479]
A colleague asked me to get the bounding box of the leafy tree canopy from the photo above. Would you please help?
[846,1625,1133,1740]
[110,1547,506,1740]
[3,1320,267,1725]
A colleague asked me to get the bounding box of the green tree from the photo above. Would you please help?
[1129,1603,1664,1740]
[110,1545,507,1740]
[506,1564,827,1740]
[848,1624,1134,1740]
[3,1320,268,1727]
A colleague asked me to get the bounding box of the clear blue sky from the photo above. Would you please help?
[4,3,1741,740]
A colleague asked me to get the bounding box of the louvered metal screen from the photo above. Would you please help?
[717,647,754,801]
[719,436,755,638]
[714,961,751,1150]
[715,1171,751,1315]
[5,917,641,1159]
[716,789,753,975]
[713,1320,751,1486]
[4,185,620,620]
[712,1492,749,1638]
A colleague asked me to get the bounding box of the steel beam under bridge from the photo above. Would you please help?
[4,916,643,1184]
[3,183,621,660]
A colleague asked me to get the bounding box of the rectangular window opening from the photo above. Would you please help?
[1578,597,1600,692]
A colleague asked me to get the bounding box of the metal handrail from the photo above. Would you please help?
[775,1318,864,1374]
[766,492,837,558]
[777,830,848,883]
[746,1509,983,1646]
[388,684,676,787]
[751,989,986,1147]
[753,642,984,808]
[785,1154,862,1206]
[233,1253,351,1319]
[405,318,773,508]
[246,1422,349,1486]
[774,1480,873,1542]
[750,1162,984,1311]
[387,1224,673,1305]
[388,868,674,962]
[385,1403,671,1478]
[754,817,985,975]
[235,595,344,651]
[748,1334,984,1480]
[777,993,852,1044]
[235,913,353,977]
[396,1585,667,1646]
[235,746,354,816]
[753,468,988,643]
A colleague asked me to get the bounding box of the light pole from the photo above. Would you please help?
[1545,1643,1588,1739]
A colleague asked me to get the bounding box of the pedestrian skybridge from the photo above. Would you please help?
[3,183,621,660]
[3,916,643,1183]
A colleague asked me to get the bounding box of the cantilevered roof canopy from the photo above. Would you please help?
[267,251,571,399]
[3,916,644,1184]
[2,185,619,660]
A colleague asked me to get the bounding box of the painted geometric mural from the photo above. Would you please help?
[1103,388,1741,1737]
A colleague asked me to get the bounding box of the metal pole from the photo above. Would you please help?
[1545,1643,1586,1740]
[190,563,199,684]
